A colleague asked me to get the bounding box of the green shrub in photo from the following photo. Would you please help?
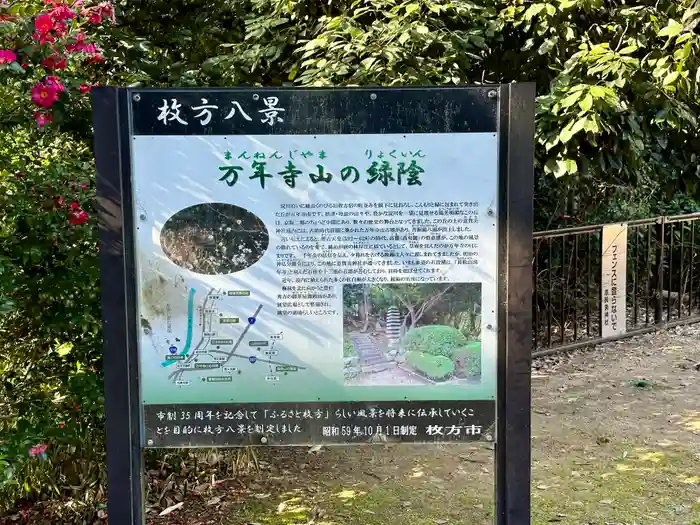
[453,341,482,378]
[343,342,356,358]
[406,351,455,381]
[401,325,467,358]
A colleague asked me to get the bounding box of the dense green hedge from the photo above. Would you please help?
[406,351,455,381]
[453,342,482,378]
[401,325,467,358]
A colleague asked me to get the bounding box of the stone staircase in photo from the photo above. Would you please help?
[351,333,392,374]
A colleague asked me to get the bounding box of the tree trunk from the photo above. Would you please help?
[361,284,372,332]
[407,306,417,330]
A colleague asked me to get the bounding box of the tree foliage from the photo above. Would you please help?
[195,0,700,225]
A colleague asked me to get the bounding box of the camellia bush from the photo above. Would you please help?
[0,0,114,515]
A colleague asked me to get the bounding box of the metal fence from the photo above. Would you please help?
[532,212,700,356]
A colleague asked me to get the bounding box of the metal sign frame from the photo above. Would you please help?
[93,83,534,525]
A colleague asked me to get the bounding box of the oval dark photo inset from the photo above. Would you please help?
[160,203,269,275]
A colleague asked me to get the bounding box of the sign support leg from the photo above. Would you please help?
[93,87,145,525]
[495,82,535,525]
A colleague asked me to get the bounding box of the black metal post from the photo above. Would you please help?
[655,219,665,324]
[93,87,145,525]
[495,82,535,525]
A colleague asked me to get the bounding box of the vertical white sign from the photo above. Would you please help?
[601,223,627,338]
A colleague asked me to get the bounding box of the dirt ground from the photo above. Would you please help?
[145,325,700,525]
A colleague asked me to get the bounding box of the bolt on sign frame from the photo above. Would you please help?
[92,83,534,525]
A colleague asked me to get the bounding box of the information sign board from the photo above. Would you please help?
[93,84,534,525]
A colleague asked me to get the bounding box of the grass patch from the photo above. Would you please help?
[531,444,700,524]
[228,443,700,525]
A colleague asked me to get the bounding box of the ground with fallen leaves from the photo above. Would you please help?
[5,327,700,525]
[143,325,700,525]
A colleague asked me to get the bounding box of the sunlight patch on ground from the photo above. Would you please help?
[334,489,365,499]
[670,411,700,433]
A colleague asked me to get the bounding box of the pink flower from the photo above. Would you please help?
[45,75,65,92]
[34,13,55,33]
[81,2,114,24]
[42,54,67,70]
[71,201,79,210]
[35,111,53,128]
[31,81,59,108]
[81,183,87,190]
[79,83,92,93]
[0,49,16,64]
[51,4,76,20]
[28,444,48,457]
[54,20,69,38]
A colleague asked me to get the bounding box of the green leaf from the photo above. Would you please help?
[560,91,582,108]
[564,159,578,174]
[8,62,25,75]
[663,71,680,86]
[578,93,593,112]
[538,37,557,55]
[589,86,607,98]
[55,342,73,357]
[524,4,545,20]
[415,25,430,35]
[658,19,683,38]
[405,3,420,15]
[559,117,588,143]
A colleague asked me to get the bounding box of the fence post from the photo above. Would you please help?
[655,217,666,324]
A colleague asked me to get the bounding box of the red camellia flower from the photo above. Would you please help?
[68,211,88,225]
[45,75,65,92]
[79,83,92,94]
[42,54,67,70]
[35,111,53,128]
[71,201,79,210]
[31,81,59,108]
[34,12,55,33]
[0,49,16,64]
[33,30,57,44]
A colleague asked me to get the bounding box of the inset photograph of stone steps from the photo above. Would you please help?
[342,283,482,386]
